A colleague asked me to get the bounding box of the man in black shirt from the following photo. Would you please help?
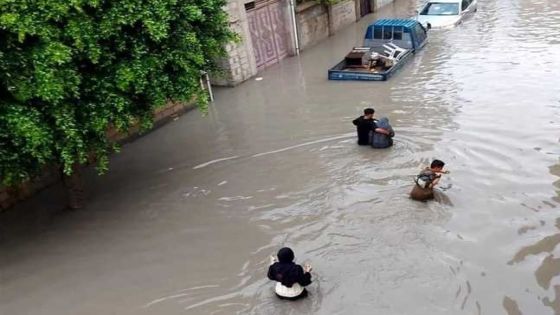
[353,108,376,145]
[353,108,391,145]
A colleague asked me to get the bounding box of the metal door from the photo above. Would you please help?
[247,0,289,69]
[360,0,371,17]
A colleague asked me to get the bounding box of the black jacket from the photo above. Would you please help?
[267,262,312,288]
[353,116,376,145]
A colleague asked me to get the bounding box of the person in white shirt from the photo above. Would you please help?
[267,247,312,300]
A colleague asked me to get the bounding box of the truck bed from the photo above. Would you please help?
[328,48,413,81]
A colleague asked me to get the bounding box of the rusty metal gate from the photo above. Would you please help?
[246,0,290,69]
[360,0,371,17]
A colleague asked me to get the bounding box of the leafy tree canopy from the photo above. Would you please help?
[0,0,233,185]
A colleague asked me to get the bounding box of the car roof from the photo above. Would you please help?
[372,19,418,29]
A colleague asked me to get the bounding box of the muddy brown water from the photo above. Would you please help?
[2,0,560,314]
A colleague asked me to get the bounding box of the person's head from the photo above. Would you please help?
[377,117,390,128]
[277,247,295,263]
[364,108,375,119]
[430,159,445,172]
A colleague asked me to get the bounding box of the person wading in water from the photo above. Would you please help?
[410,159,448,201]
[352,108,390,145]
[371,117,395,149]
[267,247,312,300]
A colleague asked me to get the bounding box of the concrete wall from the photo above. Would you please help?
[281,0,298,57]
[295,2,329,50]
[295,0,382,51]
[212,0,258,86]
[328,0,357,35]
[373,0,393,9]
[0,168,60,211]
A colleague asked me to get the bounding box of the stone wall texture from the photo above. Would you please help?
[212,0,258,86]
[374,0,393,9]
[296,2,329,50]
[328,0,357,34]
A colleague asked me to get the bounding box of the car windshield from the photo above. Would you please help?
[420,3,460,15]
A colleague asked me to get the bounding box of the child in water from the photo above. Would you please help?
[410,159,447,201]
[267,247,312,300]
[371,117,395,148]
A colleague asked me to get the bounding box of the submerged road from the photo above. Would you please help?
[2,0,560,314]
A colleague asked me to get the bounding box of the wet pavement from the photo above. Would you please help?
[2,0,560,314]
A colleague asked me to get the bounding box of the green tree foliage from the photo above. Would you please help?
[0,0,233,185]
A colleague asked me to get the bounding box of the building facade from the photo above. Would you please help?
[213,0,394,86]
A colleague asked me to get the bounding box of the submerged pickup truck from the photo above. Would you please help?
[328,19,428,81]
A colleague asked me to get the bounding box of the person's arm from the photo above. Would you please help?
[297,265,312,286]
[267,264,276,281]
[429,176,441,188]
[372,121,388,134]
[374,128,390,135]
[353,117,361,126]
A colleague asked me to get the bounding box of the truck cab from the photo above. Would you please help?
[328,19,428,81]
[363,19,428,51]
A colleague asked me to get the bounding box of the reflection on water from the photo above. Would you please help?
[536,255,560,290]
[503,296,523,315]
[1,0,560,314]
[544,286,560,314]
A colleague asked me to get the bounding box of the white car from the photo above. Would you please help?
[416,0,477,29]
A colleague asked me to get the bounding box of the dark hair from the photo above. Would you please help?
[277,247,295,263]
[364,108,375,115]
[431,159,445,169]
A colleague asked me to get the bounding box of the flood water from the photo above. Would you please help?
[2,0,560,314]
